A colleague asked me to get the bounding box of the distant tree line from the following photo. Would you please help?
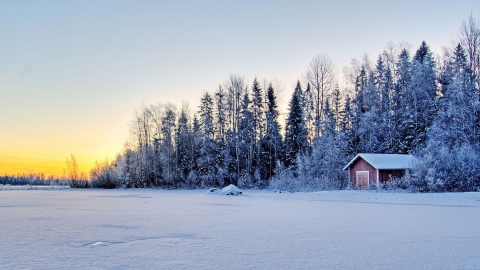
[0,173,67,186]
[87,15,480,192]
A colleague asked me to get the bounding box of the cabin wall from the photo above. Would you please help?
[349,158,377,187]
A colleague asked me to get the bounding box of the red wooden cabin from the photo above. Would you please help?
[343,153,417,188]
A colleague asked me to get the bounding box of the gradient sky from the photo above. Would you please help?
[1,0,479,177]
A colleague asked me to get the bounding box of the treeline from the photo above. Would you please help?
[90,16,480,192]
[0,173,67,186]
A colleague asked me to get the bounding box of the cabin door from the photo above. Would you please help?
[356,171,369,188]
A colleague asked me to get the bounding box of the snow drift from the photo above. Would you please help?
[207,184,243,195]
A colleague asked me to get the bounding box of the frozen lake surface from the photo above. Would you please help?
[1,189,479,269]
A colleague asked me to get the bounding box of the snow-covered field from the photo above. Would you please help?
[1,189,479,270]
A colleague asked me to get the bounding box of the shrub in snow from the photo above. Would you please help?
[270,150,349,192]
[406,144,480,192]
[269,162,298,192]
[90,163,120,189]
[381,174,411,191]
[237,172,253,189]
[185,171,198,188]
[296,136,349,191]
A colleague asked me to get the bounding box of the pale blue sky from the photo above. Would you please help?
[1,0,479,175]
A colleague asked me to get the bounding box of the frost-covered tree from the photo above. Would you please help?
[359,70,382,153]
[289,98,348,191]
[376,55,396,153]
[250,78,265,184]
[65,154,89,188]
[237,93,255,187]
[304,54,336,139]
[214,85,227,142]
[458,14,480,87]
[197,92,217,187]
[213,86,229,186]
[433,44,478,147]
[259,84,283,183]
[189,115,202,186]
[394,49,413,153]
[224,74,248,186]
[175,103,194,185]
[251,78,264,141]
[413,44,480,192]
[303,83,315,143]
[90,157,119,189]
[347,66,371,154]
[284,81,308,168]
[400,41,437,153]
[199,92,214,140]
[158,104,177,186]
[341,94,357,157]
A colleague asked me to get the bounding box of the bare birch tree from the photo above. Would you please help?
[304,54,336,138]
[65,154,87,188]
[459,14,480,86]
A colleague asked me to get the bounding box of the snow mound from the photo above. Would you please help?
[207,184,242,195]
[218,184,242,195]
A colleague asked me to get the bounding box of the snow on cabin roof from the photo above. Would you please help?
[343,153,417,170]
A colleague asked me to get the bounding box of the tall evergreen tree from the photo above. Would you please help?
[357,70,382,153]
[432,44,478,147]
[303,83,315,143]
[341,94,357,157]
[284,81,308,168]
[394,49,413,153]
[250,78,264,184]
[376,55,396,153]
[260,84,283,182]
[401,41,437,153]
[238,92,255,186]
[197,92,217,187]
[175,105,193,185]
[213,86,229,186]
[199,92,215,140]
[159,106,176,186]
[190,115,202,186]
[214,85,227,142]
[347,67,368,155]
[251,78,264,140]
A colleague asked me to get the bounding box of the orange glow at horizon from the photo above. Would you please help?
[0,151,108,178]
[0,152,92,178]
[0,122,127,178]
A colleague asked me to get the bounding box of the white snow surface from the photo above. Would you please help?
[344,153,418,170]
[1,189,479,270]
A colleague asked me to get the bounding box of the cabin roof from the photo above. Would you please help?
[343,153,417,170]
